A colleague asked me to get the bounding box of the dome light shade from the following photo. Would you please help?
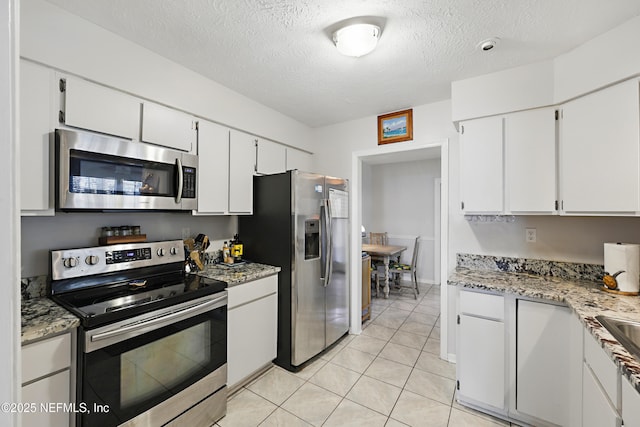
[333,23,380,57]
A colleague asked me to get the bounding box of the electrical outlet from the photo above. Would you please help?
[526,228,537,243]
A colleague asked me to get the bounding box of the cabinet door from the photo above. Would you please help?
[229,130,256,214]
[622,376,640,427]
[227,288,277,388]
[141,101,196,152]
[583,363,622,427]
[459,116,503,213]
[63,76,140,140]
[196,120,229,214]
[20,60,54,213]
[505,108,557,213]
[286,148,312,172]
[516,300,570,426]
[256,139,286,175]
[22,370,70,427]
[457,313,505,410]
[560,79,640,213]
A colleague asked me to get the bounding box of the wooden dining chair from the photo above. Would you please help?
[368,232,388,245]
[368,232,388,296]
[386,236,420,299]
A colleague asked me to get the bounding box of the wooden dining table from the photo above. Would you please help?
[362,243,407,299]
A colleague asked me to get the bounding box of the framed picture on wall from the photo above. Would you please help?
[377,109,413,145]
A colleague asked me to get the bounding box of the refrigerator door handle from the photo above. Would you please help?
[326,198,334,287]
[320,199,331,287]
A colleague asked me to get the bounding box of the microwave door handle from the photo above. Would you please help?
[175,157,183,204]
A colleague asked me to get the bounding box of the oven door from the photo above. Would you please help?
[56,128,197,211]
[78,293,226,427]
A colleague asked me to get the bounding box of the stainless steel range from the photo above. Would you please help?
[50,240,227,427]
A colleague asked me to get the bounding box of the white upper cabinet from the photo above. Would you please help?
[256,139,286,175]
[196,120,230,215]
[286,148,313,172]
[459,116,504,213]
[560,79,640,214]
[505,107,557,214]
[141,101,196,152]
[229,130,256,214]
[20,60,54,214]
[61,75,140,140]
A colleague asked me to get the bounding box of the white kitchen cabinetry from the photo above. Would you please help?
[515,299,570,426]
[256,139,286,175]
[227,275,278,389]
[229,130,256,214]
[505,107,557,213]
[286,148,312,172]
[20,60,54,215]
[622,376,640,427]
[22,332,73,427]
[141,101,196,152]
[582,329,622,427]
[459,116,504,214]
[460,108,557,215]
[195,120,230,214]
[457,290,506,413]
[61,75,140,140]
[568,312,584,427]
[560,79,640,214]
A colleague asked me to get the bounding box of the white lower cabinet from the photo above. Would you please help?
[622,376,640,427]
[583,363,622,427]
[515,299,570,426]
[457,290,506,413]
[21,332,74,427]
[227,275,278,389]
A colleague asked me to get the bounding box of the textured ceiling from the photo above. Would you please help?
[44,0,640,127]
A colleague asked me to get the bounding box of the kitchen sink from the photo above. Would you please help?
[596,315,640,361]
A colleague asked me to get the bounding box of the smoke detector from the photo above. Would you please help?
[477,37,500,52]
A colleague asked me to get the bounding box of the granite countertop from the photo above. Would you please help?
[197,261,281,286]
[21,297,80,345]
[449,266,640,392]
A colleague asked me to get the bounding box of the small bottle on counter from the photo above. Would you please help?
[222,241,232,264]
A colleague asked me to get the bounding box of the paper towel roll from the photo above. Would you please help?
[604,243,640,293]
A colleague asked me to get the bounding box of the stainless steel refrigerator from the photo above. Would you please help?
[239,170,350,372]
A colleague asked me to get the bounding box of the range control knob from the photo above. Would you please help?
[85,255,99,265]
[63,257,78,268]
[157,248,166,257]
[170,247,178,255]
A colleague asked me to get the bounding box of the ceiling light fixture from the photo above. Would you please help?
[333,23,380,57]
[477,37,500,52]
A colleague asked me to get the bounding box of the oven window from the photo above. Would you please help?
[69,149,176,197]
[120,322,211,408]
[80,305,226,426]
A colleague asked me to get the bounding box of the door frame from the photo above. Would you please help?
[350,139,449,361]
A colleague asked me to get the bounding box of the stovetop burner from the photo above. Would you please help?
[49,240,226,329]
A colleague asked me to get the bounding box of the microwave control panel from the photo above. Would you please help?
[182,166,196,198]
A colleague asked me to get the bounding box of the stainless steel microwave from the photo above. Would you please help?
[55,129,198,211]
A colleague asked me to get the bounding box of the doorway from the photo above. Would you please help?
[350,139,449,361]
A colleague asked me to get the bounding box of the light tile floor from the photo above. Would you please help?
[216,282,518,427]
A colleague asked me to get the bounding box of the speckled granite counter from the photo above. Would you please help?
[449,254,640,393]
[21,297,80,345]
[197,262,280,286]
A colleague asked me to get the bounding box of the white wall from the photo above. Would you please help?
[21,0,313,151]
[2,0,19,421]
[362,159,441,283]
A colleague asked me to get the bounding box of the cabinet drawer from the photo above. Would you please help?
[459,290,504,320]
[22,333,71,384]
[22,369,70,427]
[228,275,278,309]
[584,330,620,409]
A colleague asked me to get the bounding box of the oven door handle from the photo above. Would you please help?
[91,295,226,343]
